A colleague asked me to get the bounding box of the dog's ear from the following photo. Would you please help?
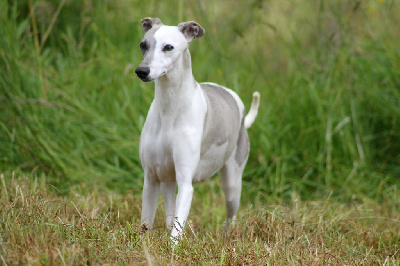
[141,17,162,32]
[178,21,205,42]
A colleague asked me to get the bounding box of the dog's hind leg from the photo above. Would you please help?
[220,124,250,227]
[219,155,246,227]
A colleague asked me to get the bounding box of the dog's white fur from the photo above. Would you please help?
[135,18,260,243]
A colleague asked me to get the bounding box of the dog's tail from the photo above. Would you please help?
[244,91,260,129]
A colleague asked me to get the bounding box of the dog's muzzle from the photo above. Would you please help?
[135,66,150,80]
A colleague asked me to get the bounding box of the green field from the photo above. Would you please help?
[0,0,399,264]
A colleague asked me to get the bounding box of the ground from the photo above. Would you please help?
[0,174,398,265]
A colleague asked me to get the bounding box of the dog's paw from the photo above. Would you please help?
[141,223,150,233]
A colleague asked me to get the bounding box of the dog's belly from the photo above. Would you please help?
[194,142,229,182]
[154,158,176,183]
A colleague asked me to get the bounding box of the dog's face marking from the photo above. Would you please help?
[137,26,189,82]
[136,18,205,82]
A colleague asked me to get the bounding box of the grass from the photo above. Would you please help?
[0,0,400,264]
[1,173,399,264]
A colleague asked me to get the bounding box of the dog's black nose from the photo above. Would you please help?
[135,67,150,79]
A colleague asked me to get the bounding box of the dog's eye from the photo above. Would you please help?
[140,41,148,50]
[163,44,174,52]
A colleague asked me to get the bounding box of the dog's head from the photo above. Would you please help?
[135,18,205,82]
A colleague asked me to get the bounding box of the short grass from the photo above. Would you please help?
[1,174,399,265]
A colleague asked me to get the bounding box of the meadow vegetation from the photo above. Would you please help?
[1,174,399,264]
[0,0,399,264]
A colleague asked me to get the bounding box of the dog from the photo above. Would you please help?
[135,17,260,243]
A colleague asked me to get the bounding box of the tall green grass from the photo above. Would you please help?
[0,0,399,202]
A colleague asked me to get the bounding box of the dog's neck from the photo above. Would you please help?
[154,49,197,117]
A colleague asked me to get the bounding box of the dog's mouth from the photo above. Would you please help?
[138,76,154,82]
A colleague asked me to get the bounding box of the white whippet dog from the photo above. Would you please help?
[135,17,260,242]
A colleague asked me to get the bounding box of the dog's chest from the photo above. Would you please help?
[140,120,176,182]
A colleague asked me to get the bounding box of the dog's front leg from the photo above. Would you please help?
[161,182,176,229]
[170,130,201,243]
[170,172,194,243]
[141,172,160,232]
